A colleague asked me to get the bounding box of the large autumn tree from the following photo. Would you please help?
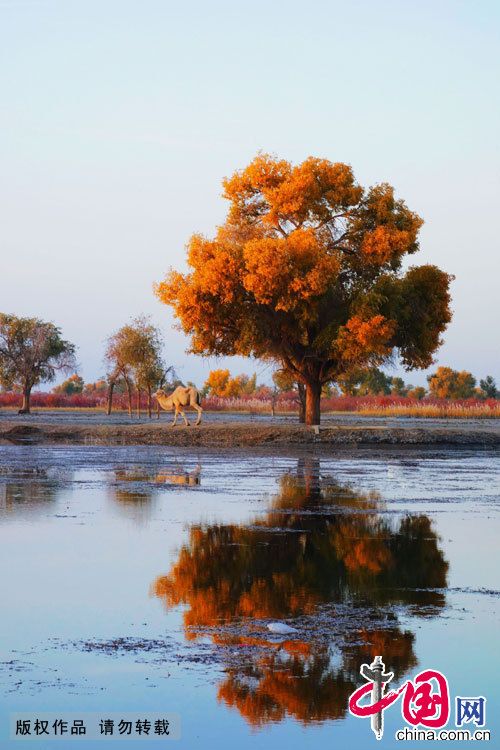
[156,154,452,424]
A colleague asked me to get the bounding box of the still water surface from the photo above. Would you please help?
[0,445,499,748]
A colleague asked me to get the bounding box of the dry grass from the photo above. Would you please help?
[354,403,500,419]
[1,396,499,419]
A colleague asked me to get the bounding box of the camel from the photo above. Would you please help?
[154,386,203,426]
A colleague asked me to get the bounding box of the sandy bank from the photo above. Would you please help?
[1,420,499,447]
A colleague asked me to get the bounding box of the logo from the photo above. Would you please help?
[348,655,487,742]
[349,656,394,740]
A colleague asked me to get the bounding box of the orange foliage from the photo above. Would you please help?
[243,229,340,314]
[152,469,447,629]
[336,315,396,368]
[427,366,476,399]
[361,225,412,264]
[204,369,231,397]
[156,154,451,425]
[151,464,448,728]
[204,369,257,398]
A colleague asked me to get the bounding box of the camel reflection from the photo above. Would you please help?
[152,458,447,726]
[155,465,200,486]
[109,465,201,505]
[108,465,201,522]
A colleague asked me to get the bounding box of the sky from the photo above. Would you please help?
[1,0,499,387]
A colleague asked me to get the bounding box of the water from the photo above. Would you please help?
[0,445,499,748]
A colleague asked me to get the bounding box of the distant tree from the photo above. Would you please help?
[204,369,231,397]
[84,378,108,394]
[407,386,427,400]
[389,376,408,397]
[336,370,361,396]
[224,375,244,398]
[427,367,476,399]
[204,369,258,399]
[105,332,134,415]
[321,382,339,397]
[105,316,166,417]
[361,369,392,396]
[156,153,452,425]
[478,375,498,400]
[337,367,391,396]
[240,373,257,395]
[53,374,84,395]
[165,376,184,390]
[273,368,306,422]
[0,314,76,413]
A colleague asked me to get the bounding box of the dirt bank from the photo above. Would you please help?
[1,420,499,447]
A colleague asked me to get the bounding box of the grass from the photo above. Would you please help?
[353,403,500,419]
[1,393,499,418]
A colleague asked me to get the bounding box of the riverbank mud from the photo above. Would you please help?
[1,419,499,447]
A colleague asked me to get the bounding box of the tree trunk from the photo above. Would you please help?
[106,381,115,415]
[19,386,31,414]
[125,378,133,417]
[147,387,152,419]
[297,383,306,424]
[305,380,321,426]
[136,389,141,417]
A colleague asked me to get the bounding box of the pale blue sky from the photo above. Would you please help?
[1,0,499,386]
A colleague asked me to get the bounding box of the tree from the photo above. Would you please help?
[84,378,108,394]
[407,386,427,400]
[273,368,306,422]
[105,316,166,417]
[53,373,84,395]
[204,369,258,398]
[389,376,408,397]
[153,460,447,725]
[479,375,498,400]
[204,369,231,397]
[238,372,257,395]
[337,367,391,396]
[156,154,452,425]
[321,382,339,397]
[0,314,76,413]
[427,367,476,399]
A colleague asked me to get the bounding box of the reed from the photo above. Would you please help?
[0,391,498,418]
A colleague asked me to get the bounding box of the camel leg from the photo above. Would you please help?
[193,404,203,426]
[179,408,190,426]
[171,408,178,426]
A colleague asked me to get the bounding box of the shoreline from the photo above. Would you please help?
[1,419,499,447]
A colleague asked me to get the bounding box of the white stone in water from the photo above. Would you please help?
[266,622,298,634]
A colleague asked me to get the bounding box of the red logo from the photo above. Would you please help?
[349,656,450,740]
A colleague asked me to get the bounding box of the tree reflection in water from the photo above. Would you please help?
[0,467,69,513]
[152,458,448,727]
